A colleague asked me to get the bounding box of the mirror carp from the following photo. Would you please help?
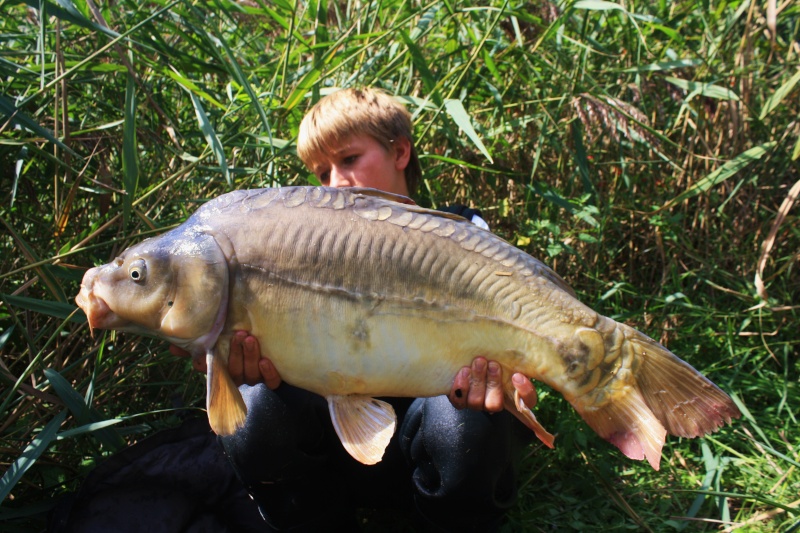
[76,186,740,467]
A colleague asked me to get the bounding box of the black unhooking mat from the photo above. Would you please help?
[47,417,267,533]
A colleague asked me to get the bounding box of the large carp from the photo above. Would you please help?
[76,186,739,467]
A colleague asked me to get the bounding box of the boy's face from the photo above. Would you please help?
[309,134,410,196]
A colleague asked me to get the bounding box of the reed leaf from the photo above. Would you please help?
[122,57,139,228]
[663,142,776,209]
[44,368,126,451]
[0,411,67,505]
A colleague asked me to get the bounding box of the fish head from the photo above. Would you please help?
[76,230,229,351]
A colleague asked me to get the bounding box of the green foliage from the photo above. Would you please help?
[1,0,798,530]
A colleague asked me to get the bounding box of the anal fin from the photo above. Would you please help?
[327,395,396,465]
[503,384,556,448]
[207,350,247,436]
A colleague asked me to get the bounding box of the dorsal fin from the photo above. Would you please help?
[349,187,473,223]
[348,187,417,205]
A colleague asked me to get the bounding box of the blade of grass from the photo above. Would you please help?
[571,120,594,197]
[0,94,79,159]
[0,294,83,323]
[23,0,120,39]
[0,326,13,351]
[621,58,703,72]
[677,491,800,517]
[400,30,438,99]
[0,219,68,303]
[0,410,67,504]
[55,418,125,439]
[573,0,628,11]
[662,142,776,210]
[213,31,273,148]
[759,69,800,121]
[44,368,126,451]
[187,91,231,187]
[443,98,493,163]
[122,54,139,228]
[665,76,741,101]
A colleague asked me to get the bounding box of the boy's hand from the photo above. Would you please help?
[168,344,207,372]
[448,357,537,413]
[169,332,282,389]
[227,331,282,388]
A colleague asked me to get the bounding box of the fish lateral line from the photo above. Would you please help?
[239,263,567,339]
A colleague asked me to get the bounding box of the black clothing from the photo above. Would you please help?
[221,384,531,532]
[48,417,264,532]
[436,204,484,222]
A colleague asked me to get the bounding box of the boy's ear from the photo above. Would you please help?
[392,137,412,171]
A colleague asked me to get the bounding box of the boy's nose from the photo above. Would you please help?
[328,167,354,188]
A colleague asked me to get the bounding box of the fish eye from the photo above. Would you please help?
[128,259,147,283]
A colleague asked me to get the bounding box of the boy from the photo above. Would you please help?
[220,88,538,531]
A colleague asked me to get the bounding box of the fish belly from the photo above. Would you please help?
[239,284,545,398]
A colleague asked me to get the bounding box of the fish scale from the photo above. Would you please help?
[76,186,739,468]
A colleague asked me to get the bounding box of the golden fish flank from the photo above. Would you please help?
[75,186,740,468]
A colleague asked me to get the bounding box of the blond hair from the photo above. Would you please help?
[297,88,421,195]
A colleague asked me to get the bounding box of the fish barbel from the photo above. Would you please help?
[75,186,739,467]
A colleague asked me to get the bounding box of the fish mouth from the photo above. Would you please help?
[75,283,128,336]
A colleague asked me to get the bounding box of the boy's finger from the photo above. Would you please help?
[466,357,488,411]
[192,356,207,373]
[484,362,504,412]
[228,331,247,385]
[259,358,283,390]
[242,335,260,385]
[449,367,470,409]
[169,345,190,358]
[512,373,537,409]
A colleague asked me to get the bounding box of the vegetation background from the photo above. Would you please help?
[1,0,798,530]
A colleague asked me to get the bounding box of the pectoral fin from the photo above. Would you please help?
[327,395,396,465]
[504,385,556,448]
[207,350,247,436]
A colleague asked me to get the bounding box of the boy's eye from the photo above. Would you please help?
[319,171,330,184]
[342,155,358,165]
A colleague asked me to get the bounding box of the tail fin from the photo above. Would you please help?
[572,324,740,470]
[630,328,740,438]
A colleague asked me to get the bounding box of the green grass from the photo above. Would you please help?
[1,0,798,531]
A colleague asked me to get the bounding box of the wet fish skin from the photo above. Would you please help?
[76,186,740,467]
